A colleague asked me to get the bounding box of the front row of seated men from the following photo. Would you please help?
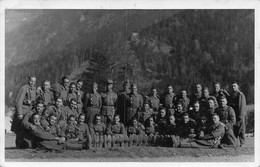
[19,95,232,151]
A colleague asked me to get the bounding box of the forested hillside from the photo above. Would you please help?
[5,10,254,107]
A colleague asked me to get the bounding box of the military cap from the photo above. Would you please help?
[106,79,113,84]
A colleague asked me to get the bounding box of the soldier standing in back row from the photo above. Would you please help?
[84,82,102,124]
[228,81,247,147]
[126,83,143,125]
[11,76,37,148]
[101,79,118,124]
[51,76,70,100]
[146,87,160,116]
[164,85,177,116]
[117,79,131,125]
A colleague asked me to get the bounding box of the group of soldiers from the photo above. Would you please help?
[10,76,247,151]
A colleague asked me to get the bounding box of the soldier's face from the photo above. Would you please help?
[29,77,36,87]
[36,103,44,113]
[70,101,77,109]
[55,99,63,107]
[160,109,166,117]
[183,116,189,123]
[203,89,209,97]
[182,91,187,98]
[232,83,239,92]
[68,117,76,125]
[149,118,154,125]
[114,116,120,123]
[213,115,220,124]
[168,86,173,93]
[220,98,227,107]
[194,103,200,112]
[208,100,214,109]
[214,84,220,92]
[69,84,76,92]
[93,85,98,92]
[63,79,70,88]
[43,82,50,91]
[196,84,202,92]
[177,104,183,112]
[33,115,41,126]
[169,116,175,125]
[107,84,113,91]
[78,116,85,124]
[76,81,83,90]
[49,116,57,125]
[152,89,157,96]
[132,87,138,93]
[144,104,149,110]
[133,120,138,126]
[95,116,101,124]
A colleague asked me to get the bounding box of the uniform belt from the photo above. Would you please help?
[87,105,100,108]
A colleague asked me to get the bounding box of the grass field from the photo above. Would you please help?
[5,133,254,162]
[4,105,255,162]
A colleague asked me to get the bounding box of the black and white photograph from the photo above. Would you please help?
[0,0,259,165]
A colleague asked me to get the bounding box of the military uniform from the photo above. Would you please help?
[211,89,230,105]
[229,90,247,146]
[117,88,131,125]
[126,93,143,125]
[164,92,177,115]
[41,105,67,129]
[138,108,153,125]
[194,122,225,148]
[101,90,118,124]
[147,95,160,115]
[188,110,202,124]
[127,123,147,146]
[107,122,128,147]
[178,97,190,113]
[215,105,237,146]
[174,111,184,126]
[64,91,83,109]
[37,89,54,106]
[77,122,91,146]
[30,124,64,151]
[84,92,102,124]
[64,106,82,120]
[200,95,218,113]
[51,83,68,100]
[12,84,37,148]
[89,122,110,148]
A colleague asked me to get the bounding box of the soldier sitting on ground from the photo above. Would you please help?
[64,98,82,120]
[107,114,128,147]
[193,113,225,148]
[21,100,46,148]
[76,113,92,149]
[177,113,197,147]
[138,103,153,125]
[174,102,185,126]
[144,117,156,145]
[89,114,111,148]
[25,113,65,151]
[127,118,147,146]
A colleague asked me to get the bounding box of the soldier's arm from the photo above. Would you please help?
[211,123,225,138]
[238,92,247,120]
[98,94,102,109]
[32,127,56,140]
[114,93,118,111]
[21,111,33,129]
[227,107,236,128]
[83,93,89,111]
[16,86,27,117]
[40,107,52,128]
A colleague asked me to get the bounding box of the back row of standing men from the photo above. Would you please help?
[11,76,247,148]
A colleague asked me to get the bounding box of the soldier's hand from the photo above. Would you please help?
[18,114,23,120]
[37,86,42,91]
